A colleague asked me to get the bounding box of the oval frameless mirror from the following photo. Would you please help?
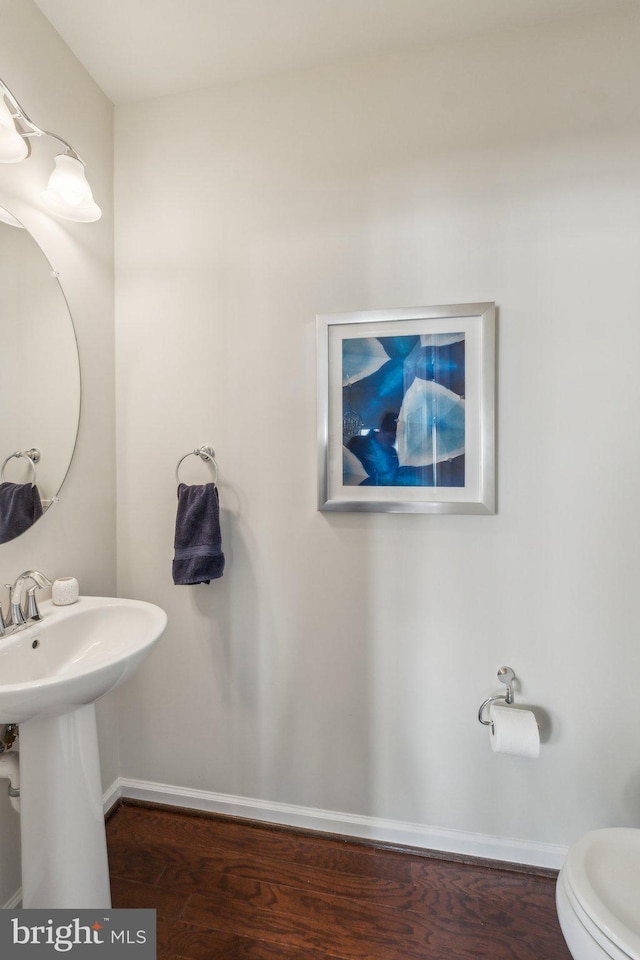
[0,205,80,543]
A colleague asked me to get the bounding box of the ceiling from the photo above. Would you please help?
[35,0,635,104]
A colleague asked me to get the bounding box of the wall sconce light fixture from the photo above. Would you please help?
[0,77,101,223]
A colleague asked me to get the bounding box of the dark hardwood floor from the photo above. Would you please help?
[106,803,572,960]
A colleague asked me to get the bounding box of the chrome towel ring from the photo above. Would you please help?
[175,445,219,486]
[1,448,41,484]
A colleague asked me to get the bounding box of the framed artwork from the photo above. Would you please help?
[317,303,495,514]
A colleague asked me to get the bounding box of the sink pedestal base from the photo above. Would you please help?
[19,703,111,908]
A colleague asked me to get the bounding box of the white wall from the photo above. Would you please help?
[2,0,638,901]
[115,4,640,861]
[0,0,115,905]
[16,0,640,912]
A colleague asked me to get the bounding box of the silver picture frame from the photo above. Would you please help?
[317,303,496,514]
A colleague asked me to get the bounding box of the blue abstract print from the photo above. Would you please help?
[342,333,465,487]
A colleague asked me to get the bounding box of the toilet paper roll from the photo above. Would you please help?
[489,703,540,758]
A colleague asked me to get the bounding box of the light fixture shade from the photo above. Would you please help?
[0,96,29,162]
[0,205,24,228]
[42,154,102,222]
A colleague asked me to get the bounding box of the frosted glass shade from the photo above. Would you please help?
[0,97,28,162]
[0,205,24,228]
[42,154,102,223]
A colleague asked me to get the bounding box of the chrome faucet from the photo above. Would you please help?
[0,571,52,636]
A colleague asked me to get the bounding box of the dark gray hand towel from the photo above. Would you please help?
[0,482,43,544]
[172,482,225,585]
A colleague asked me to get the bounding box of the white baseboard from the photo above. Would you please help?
[104,777,568,871]
[2,777,565,909]
[103,777,122,816]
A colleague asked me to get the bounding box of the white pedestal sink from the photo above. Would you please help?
[0,596,167,908]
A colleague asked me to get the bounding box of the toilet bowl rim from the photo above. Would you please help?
[561,829,640,960]
[557,872,634,960]
[560,866,639,960]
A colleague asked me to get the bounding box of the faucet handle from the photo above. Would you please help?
[0,585,13,634]
[0,601,7,637]
[25,586,43,623]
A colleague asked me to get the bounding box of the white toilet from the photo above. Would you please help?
[556,828,640,960]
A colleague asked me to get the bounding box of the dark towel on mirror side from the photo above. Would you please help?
[0,482,43,544]
[172,482,225,585]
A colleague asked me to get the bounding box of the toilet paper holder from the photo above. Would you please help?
[478,666,516,730]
